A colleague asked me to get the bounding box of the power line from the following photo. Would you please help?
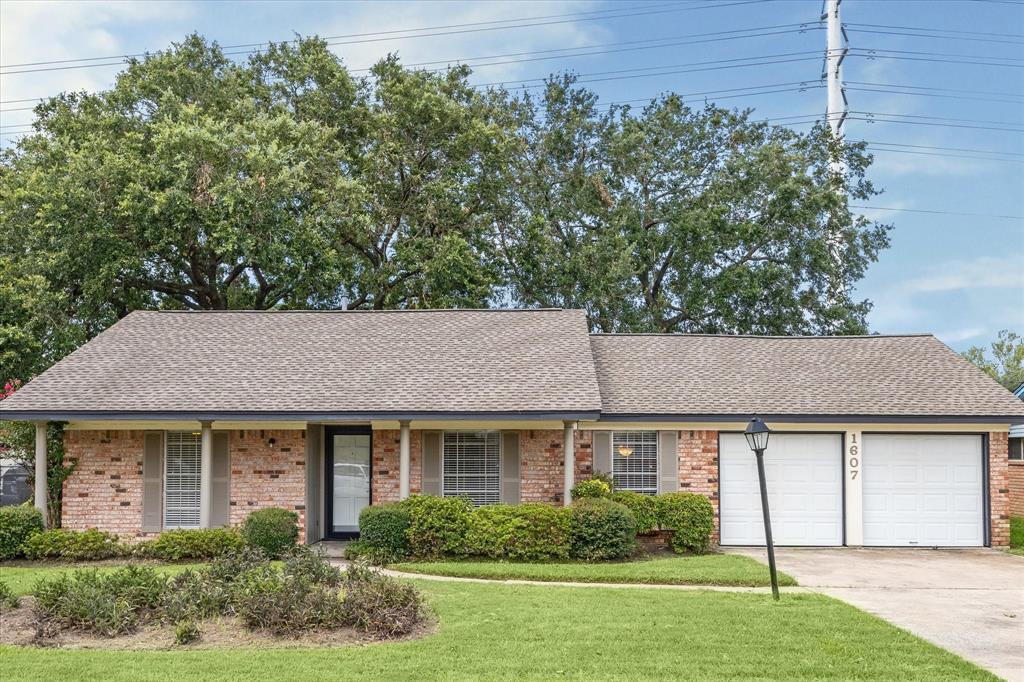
[846,26,1024,46]
[843,80,1024,100]
[847,115,1024,133]
[863,140,1024,157]
[864,146,1024,164]
[849,110,1024,128]
[844,86,1024,104]
[843,22,1024,39]
[851,205,1024,221]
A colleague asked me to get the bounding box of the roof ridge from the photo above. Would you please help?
[590,332,936,339]
[132,308,572,315]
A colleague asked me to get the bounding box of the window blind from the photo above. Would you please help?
[164,431,202,528]
[612,431,658,495]
[442,431,500,505]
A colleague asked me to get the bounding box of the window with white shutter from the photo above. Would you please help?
[612,431,658,495]
[164,431,202,529]
[442,431,500,505]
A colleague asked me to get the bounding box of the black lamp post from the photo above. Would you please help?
[744,417,779,601]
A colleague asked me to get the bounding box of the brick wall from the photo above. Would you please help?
[1010,461,1024,518]
[63,430,146,536]
[989,431,1010,547]
[520,429,569,504]
[677,430,720,543]
[372,429,423,503]
[228,429,307,539]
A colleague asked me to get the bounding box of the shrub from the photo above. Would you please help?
[340,563,425,638]
[207,545,268,584]
[241,507,299,558]
[655,492,715,554]
[568,498,637,561]
[610,491,659,534]
[0,581,18,609]
[0,505,44,559]
[22,528,124,561]
[174,619,200,645]
[464,504,571,561]
[343,539,399,566]
[138,528,244,561]
[161,569,231,624]
[283,545,343,587]
[359,504,411,558]
[570,477,612,500]
[401,495,472,558]
[231,563,345,635]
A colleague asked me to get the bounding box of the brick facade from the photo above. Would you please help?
[228,429,306,539]
[372,429,423,503]
[677,430,721,543]
[1010,461,1024,518]
[989,431,1011,547]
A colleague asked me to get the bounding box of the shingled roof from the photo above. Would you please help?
[0,309,603,419]
[589,333,1024,420]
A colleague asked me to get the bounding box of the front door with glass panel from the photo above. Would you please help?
[325,428,371,539]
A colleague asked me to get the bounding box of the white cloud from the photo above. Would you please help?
[902,256,1024,294]
[936,326,986,344]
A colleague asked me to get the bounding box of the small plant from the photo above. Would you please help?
[340,562,425,638]
[137,528,244,561]
[568,498,637,561]
[570,477,612,500]
[161,569,231,624]
[231,563,345,635]
[344,540,402,566]
[610,491,659,534]
[241,507,299,558]
[283,545,343,587]
[22,528,124,561]
[207,545,268,584]
[655,492,715,554]
[401,495,472,558]
[0,505,44,559]
[174,619,201,645]
[464,504,571,561]
[359,504,411,558]
[0,580,19,609]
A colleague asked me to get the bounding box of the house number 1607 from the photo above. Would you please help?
[848,434,859,480]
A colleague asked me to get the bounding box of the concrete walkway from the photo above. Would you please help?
[727,547,1024,682]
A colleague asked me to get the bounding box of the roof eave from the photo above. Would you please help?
[0,409,603,422]
[597,413,1024,425]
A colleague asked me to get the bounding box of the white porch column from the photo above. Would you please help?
[563,421,575,507]
[844,430,864,546]
[34,422,48,526]
[399,420,411,500]
[199,421,213,528]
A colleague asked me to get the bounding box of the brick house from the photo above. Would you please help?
[1009,383,1024,517]
[2,309,1022,547]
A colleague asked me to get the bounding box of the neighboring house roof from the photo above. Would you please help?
[2,309,1023,423]
[1015,382,1024,399]
[0,309,603,420]
[589,333,1024,421]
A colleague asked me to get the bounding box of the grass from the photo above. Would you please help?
[0,561,205,596]
[1010,516,1024,556]
[0,577,992,681]
[391,553,797,587]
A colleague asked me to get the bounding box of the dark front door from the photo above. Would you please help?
[325,426,372,539]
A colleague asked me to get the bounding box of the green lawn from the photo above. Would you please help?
[1011,516,1024,556]
[0,578,991,681]
[0,561,205,596]
[391,553,797,587]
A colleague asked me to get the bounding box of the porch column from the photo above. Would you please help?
[563,421,575,507]
[199,421,213,528]
[34,422,48,526]
[399,420,411,500]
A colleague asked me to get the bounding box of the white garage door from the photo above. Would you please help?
[862,434,983,547]
[720,433,843,546]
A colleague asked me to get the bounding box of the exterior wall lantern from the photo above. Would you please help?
[617,446,634,458]
[744,417,779,600]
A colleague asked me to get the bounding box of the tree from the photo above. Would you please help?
[499,80,891,334]
[962,330,1024,391]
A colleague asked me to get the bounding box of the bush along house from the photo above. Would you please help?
[2,309,1022,548]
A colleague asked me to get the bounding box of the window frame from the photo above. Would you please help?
[164,430,202,529]
[441,430,502,505]
[1009,437,1024,462]
[611,430,659,495]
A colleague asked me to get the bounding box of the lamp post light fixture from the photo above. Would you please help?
[744,417,779,601]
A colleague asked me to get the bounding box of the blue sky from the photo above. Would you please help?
[1,0,1021,350]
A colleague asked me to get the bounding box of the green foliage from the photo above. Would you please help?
[0,505,44,559]
[231,563,345,635]
[174,619,201,645]
[464,504,571,561]
[359,504,411,558]
[340,562,426,638]
[207,545,268,584]
[655,492,715,555]
[962,330,1024,391]
[160,569,231,624]
[135,528,244,561]
[610,491,659,534]
[241,507,299,558]
[283,545,343,587]
[568,498,637,561]
[0,580,18,609]
[22,528,124,561]
[401,495,472,559]
[570,478,612,500]
[0,420,74,527]
[343,539,400,566]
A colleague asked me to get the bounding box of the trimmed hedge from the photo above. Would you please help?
[402,495,472,558]
[610,491,658,534]
[241,508,299,558]
[22,528,124,560]
[135,528,245,561]
[655,492,715,554]
[464,504,571,561]
[568,498,637,561]
[358,504,411,559]
[0,505,44,559]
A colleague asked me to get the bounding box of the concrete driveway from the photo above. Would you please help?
[728,548,1024,681]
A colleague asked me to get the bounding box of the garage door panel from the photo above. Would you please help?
[720,433,842,546]
[862,434,982,547]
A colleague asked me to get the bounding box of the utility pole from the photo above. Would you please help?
[823,0,848,317]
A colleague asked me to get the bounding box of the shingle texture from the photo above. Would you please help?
[0,310,603,416]
[589,334,1024,417]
